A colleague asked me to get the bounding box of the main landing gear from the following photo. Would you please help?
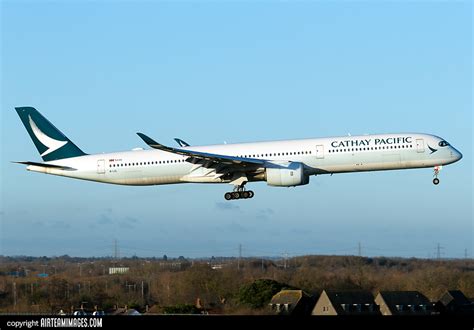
[433,165,442,185]
[224,185,255,200]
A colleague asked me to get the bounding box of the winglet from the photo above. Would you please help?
[174,138,190,147]
[137,132,161,147]
[137,133,174,152]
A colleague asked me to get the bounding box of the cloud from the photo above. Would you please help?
[119,221,134,229]
[215,202,241,212]
[118,216,140,229]
[256,208,275,220]
[124,216,139,223]
[216,222,249,233]
[96,212,139,229]
[98,214,114,225]
[227,222,248,233]
[29,220,70,230]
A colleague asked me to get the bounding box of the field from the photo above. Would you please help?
[0,255,473,314]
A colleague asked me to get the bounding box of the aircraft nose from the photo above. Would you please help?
[452,148,463,162]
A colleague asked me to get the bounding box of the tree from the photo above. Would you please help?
[163,304,201,314]
[238,279,290,309]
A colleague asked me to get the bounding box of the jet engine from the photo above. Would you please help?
[265,162,309,187]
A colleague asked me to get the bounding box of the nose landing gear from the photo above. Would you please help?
[433,165,442,185]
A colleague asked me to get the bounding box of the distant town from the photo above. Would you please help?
[0,255,473,315]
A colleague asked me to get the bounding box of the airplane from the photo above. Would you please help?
[14,106,463,201]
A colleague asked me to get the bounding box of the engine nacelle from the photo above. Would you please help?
[265,162,310,187]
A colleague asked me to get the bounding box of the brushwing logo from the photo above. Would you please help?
[28,115,67,157]
[428,145,438,154]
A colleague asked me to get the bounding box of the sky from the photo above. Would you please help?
[1,1,472,259]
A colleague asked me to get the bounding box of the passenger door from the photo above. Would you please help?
[316,145,325,159]
[416,139,425,153]
[97,159,106,174]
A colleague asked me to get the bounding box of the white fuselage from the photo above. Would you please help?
[26,133,462,186]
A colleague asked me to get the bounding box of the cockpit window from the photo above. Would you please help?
[438,140,450,147]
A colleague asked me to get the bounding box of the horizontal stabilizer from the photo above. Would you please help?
[13,161,77,171]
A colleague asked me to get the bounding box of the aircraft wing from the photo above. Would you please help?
[137,133,265,169]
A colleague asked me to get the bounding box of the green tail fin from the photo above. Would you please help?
[15,106,87,161]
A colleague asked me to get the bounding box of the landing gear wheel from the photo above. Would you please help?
[432,166,442,186]
[224,182,255,201]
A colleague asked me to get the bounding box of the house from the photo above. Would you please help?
[311,290,380,315]
[269,290,314,315]
[110,305,141,315]
[375,291,432,315]
[434,290,474,315]
[108,267,129,275]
